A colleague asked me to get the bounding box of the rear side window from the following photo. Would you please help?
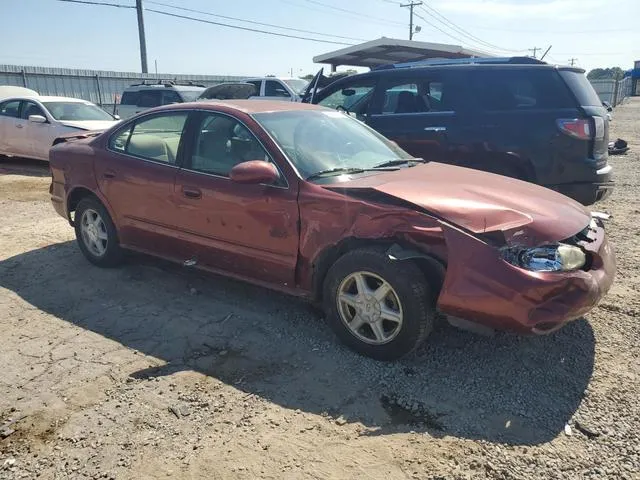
[108,112,188,164]
[137,90,163,108]
[162,90,182,105]
[0,100,22,118]
[471,69,575,110]
[246,80,262,95]
[120,91,138,105]
[381,79,451,114]
[559,70,602,106]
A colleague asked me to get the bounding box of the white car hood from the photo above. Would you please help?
[59,120,118,131]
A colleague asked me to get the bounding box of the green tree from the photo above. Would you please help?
[587,67,624,80]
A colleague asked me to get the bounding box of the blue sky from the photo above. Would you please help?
[0,0,638,77]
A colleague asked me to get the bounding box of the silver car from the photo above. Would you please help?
[0,95,119,161]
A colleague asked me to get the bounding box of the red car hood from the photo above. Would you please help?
[328,162,592,245]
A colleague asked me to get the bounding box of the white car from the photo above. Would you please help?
[0,95,119,161]
[243,77,309,102]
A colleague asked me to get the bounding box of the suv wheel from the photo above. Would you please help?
[323,247,434,360]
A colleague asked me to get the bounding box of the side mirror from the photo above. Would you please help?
[113,114,121,120]
[28,115,47,124]
[229,160,279,185]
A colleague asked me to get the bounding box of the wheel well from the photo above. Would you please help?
[311,239,446,304]
[67,187,97,224]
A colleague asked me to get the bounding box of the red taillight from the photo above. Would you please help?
[556,118,591,140]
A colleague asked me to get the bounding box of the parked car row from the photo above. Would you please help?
[116,76,309,120]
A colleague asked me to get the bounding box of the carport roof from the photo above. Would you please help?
[313,37,491,69]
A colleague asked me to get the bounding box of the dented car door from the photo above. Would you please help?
[173,110,300,286]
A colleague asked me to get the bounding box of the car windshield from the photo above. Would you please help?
[282,79,309,95]
[43,102,114,121]
[178,88,205,102]
[253,109,414,180]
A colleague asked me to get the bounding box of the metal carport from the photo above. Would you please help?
[313,37,491,72]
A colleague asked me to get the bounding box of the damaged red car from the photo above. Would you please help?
[49,101,616,360]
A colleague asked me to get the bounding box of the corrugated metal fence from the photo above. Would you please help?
[589,77,633,107]
[0,64,246,111]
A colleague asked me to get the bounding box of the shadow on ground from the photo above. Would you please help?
[0,241,595,445]
[0,157,50,177]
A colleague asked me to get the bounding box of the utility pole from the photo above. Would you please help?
[400,1,422,40]
[568,58,578,66]
[528,46,541,58]
[136,0,148,73]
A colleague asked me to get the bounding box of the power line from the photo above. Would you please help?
[458,25,637,34]
[145,8,354,46]
[417,4,524,53]
[56,0,134,7]
[146,0,366,41]
[296,0,405,26]
[412,12,495,55]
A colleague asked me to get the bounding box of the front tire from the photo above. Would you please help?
[323,247,434,361]
[74,197,123,267]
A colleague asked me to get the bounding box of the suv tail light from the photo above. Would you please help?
[556,118,591,140]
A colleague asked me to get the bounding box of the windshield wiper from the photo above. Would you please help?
[306,167,367,181]
[373,158,428,169]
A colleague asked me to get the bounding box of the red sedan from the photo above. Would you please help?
[49,101,615,360]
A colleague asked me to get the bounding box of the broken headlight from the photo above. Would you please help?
[501,244,586,272]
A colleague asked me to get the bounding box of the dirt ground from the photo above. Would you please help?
[1,100,639,480]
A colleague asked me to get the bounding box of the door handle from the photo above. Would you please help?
[182,187,202,199]
[424,126,446,132]
[16,124,23,129]
[103,170,116,179]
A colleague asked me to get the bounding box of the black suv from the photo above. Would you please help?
[305,57,613,205]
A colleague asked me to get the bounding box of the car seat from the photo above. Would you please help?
[128,134,172,163]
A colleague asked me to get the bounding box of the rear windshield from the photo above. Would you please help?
[559,70,603,106]
[470,68,575,110]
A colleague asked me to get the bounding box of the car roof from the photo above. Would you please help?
[35,96,92,103]
[156,99,326,115]
[195,99,326,114]
[124,84,204,91]
[1,95,91,103]
[340,62,572,82]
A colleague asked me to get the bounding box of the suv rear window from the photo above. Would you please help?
[559,70,602,106]
[471,69,575,111]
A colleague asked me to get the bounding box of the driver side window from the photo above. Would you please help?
[317,81,376,113]
[189,113,284,185]
[21,101,46,120]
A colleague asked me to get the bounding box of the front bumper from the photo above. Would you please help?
[437,220,615,334]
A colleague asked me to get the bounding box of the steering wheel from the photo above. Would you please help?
[336,105,348,113]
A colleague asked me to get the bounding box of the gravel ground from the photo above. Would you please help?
[1,99,639,480]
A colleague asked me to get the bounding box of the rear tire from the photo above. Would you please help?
[323,247,434,361]
[74,197,123,268]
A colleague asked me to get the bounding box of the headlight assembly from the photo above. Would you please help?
[501,243,586,272]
